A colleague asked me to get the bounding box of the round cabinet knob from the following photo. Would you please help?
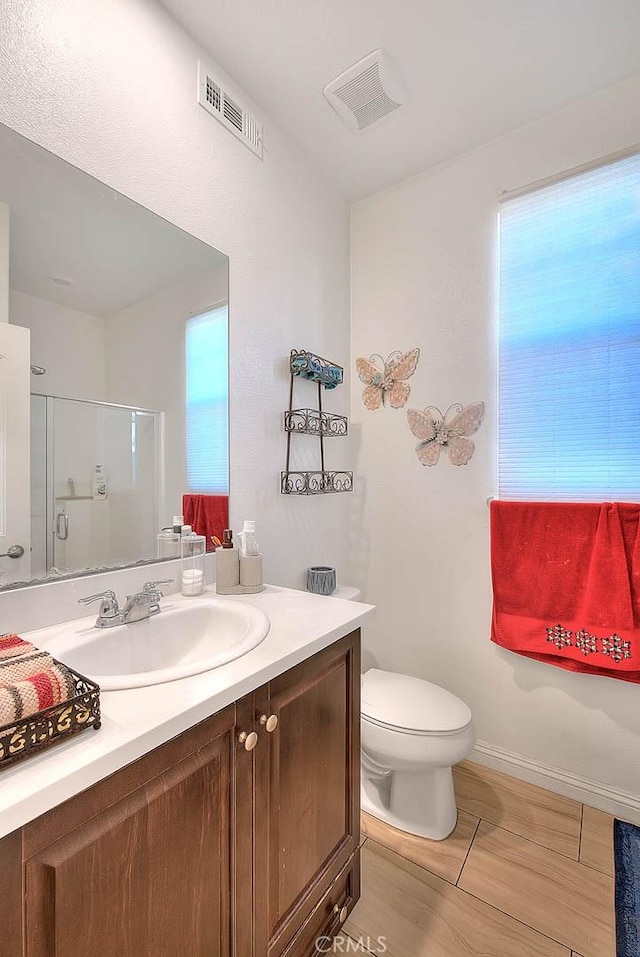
[259,713,278,733]
[238,730,258,751]
[333,903,348,923]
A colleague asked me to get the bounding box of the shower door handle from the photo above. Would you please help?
[56,512,69,541]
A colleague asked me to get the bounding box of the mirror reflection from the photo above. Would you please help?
[0,124,229,589]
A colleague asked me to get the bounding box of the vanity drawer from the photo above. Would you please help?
[281,850,360,957]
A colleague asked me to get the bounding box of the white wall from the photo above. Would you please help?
[0,203,8,323]
[0,0,351,593]
[105,263,228,529]
[9,289,106,400]
[351,74,640,805]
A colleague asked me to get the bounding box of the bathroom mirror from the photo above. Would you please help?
[0,124,229,589]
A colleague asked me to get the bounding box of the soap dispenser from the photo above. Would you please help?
[156,514,184,559]
[215,529,240,594]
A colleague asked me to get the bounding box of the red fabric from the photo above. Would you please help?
[0,634,33,659]
[490,501,640,682]
[29,671,55,710]
[182,494,229,552]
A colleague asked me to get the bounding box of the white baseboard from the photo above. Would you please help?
[470,740,640,826]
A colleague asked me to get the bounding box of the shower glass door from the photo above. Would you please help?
[31,395,163,578]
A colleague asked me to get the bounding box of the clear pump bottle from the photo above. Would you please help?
[180,525,206,596]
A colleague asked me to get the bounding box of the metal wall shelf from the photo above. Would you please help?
[280,471,353,495]
[283,409,348,437]
[282,350,352,495]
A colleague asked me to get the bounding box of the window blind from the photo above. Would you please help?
[498,152,640,502]
[185,304,229,494]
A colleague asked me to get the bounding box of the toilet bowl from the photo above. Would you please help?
[361,668,474,840]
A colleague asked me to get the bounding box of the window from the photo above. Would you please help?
[185,304,229,493]
[498,152,640,501]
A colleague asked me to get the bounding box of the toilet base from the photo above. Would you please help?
[361,763,457,841]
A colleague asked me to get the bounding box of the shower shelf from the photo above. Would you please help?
[282,350,352,496]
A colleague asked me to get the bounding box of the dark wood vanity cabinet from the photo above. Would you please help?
[1,629,360,957]
[20,705,237,957]
[253,630,361,957]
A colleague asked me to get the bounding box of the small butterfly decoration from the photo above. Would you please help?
[355,348,420,411]
[407,402,485,466]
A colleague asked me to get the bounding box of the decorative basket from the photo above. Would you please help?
[0,663,101,770]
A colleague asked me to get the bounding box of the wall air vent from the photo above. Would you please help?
[198,61,263,159]
[323,49,407,134]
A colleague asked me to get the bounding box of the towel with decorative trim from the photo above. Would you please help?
[0,664,76,725]
[0,634,36,660]
[490,501,640,682]
[0,650,55,685]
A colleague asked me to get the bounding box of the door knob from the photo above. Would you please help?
[0,544,24,559]
[238,730,258,751]
[259,713,278,733]
[333,903,348,923]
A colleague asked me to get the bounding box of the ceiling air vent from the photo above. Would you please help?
[198,61,263,159]
[323,49,406,134]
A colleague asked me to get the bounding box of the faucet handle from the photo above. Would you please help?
[78,589,117,607]
[143,579,173,595]
[143,580,174,614]
[78,589,120,620]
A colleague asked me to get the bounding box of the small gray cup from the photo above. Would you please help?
[306,566,336,595]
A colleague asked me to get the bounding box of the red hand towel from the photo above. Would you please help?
[491,501,640,682]
[182,494,229,552]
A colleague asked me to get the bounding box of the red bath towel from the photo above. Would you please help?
[490,501,640,682]
[183,494,229,552]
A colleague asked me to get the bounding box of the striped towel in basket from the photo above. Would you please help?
[0,664,76,725]
[0,650,55,685]
[0,634,35,660]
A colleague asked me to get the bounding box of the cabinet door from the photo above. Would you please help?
[255,630,361,957]
[0,829,23,957]
[24,709,235,957]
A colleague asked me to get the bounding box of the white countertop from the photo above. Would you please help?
[0,585,374,839]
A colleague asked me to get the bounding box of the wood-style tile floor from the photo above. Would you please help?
[338,760,616,957]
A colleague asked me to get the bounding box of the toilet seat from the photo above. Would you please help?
[362,712,471,736]
[361,668,472,736]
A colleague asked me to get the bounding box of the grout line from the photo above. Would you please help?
[361,820,608,955]
[456,815,481,886]
[455,874,576,952]
[454,795,582,862]
[454,804,582,862]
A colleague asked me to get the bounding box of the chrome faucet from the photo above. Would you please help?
[78,580,173,629]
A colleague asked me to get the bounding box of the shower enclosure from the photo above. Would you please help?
[30,395,164,579]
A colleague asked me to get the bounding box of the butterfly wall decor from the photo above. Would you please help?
[407,402,485,466]
[355,348,420,411]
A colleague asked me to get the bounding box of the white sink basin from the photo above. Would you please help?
[43,597,270,690]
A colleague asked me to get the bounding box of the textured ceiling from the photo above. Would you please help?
[159,0,640,199]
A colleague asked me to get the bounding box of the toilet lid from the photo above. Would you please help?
[361,669,472,734]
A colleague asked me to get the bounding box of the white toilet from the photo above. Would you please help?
[361,668,474,840]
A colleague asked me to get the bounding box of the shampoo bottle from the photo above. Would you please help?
[92,465,108,500]
[238,520,263,589]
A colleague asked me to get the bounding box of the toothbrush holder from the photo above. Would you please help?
[306,566,336,596]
